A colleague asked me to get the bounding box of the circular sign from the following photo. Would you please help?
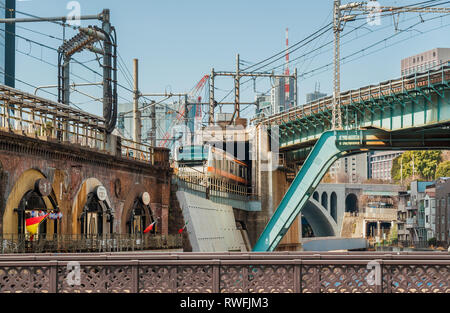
[35,179,52,197]
[141,192,150,206]
[96,186,107,201]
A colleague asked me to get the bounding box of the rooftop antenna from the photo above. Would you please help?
[284,28,291,109]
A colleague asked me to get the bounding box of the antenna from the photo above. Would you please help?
[285,28,290,109]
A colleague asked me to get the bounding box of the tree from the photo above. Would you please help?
[391,151,442,182]
[435,160,450,179]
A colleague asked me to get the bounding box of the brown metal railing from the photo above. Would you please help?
[0,252,448,293]
[0,84,171,167]
[0,233,182,254]
[121,137,170,167]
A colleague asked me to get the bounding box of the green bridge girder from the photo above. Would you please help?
[263,67,450,162]
[253,67,450,252]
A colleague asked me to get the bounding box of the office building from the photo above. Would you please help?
[306,90,327,103]
[271,77,296,114]
[401,48,450,76]
[370,151,404,181]
[329,153,369,184]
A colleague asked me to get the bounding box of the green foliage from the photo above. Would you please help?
[435,161,450,179]
[428,237,437,247]
[391,151,442,182]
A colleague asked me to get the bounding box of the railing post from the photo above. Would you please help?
[212,259,220,293]
[131,260,139,293]
[376,259,384,294]
[49,260,58,293]
[294,259,301,293]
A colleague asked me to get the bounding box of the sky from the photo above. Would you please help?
[11,0,450,120]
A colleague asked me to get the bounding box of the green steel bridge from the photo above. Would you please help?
[253,65,450,252]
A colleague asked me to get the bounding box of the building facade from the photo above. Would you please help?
[435,177,450,246]
[405,181,434,244]
[306,90,327,103]
[271,77,296,114]
[370,151,404,181]
[329,153,369,184]
[255,94,272,118]
[401,48,450,77]
[424,184,436,240]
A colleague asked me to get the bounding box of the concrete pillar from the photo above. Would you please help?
[377,221,381,241]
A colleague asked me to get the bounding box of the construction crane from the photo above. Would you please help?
[332,0,450,130]
[159,75,210,148]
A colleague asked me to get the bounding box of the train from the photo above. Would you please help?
[175,144,250,186]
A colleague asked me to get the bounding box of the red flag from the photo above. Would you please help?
[144,221,157,234]
[178,221,189,234]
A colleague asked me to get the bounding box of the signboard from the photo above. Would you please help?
[141,192,150,206]
[96,186,107,201]
[35,179,52,197]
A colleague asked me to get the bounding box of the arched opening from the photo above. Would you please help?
[80,186,113,236]
[127,192,155,235]
[313,191,319,202]
[330,192,337,222]
[345,193,359,214]
[301,216,315,238]
[16,179,60,238]
[321,192,328,211]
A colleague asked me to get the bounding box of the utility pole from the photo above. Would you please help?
[133,58,142,144]
[333,0,343,130]
[212,56,297,125]
[209,68,215,126]
[151,101,156,147]
[234,54,241,122]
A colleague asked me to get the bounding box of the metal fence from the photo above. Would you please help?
[0,252,448,293]
[0,234,183,254]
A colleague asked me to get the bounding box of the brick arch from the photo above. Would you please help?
[2,169,57,235]
[71,177,113,234]
[120,184,155,234]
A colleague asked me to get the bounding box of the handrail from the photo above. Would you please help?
[257,65,450,126]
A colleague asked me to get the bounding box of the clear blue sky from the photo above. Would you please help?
[13,0,450,118]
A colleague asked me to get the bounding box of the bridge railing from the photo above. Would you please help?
[0,233,183,254]
[0,86,107,150]
[175,168,259,200]
[0,252,448,293]
[120,137,170,167]
[257,65,450,126]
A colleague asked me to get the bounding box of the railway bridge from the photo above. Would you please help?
[0,85,184,253]
[253,66,450,251]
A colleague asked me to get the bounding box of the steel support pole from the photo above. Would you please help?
[102,9,113,125]
[151,101,156,147]
[62,55,71,105]
[209,68,215,126]
[333,0,343,130]
[294,68,298,108]
[235,54,241,122]
[133,58,141,144]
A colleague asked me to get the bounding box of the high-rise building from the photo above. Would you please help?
[306,90,327,103]
[255,94,272,118]
[401,48,450,77]
[271,77,295,114]
[0,0,16,87]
